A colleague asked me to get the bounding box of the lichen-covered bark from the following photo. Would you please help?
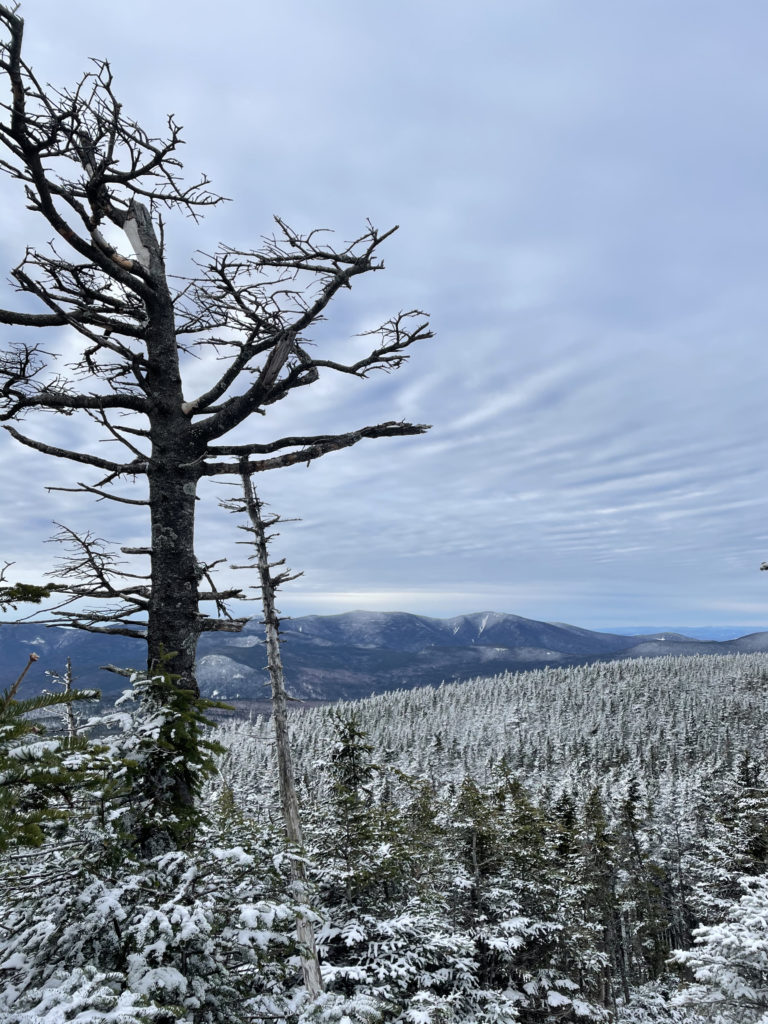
[144,407,203,691]
[147,461,201,692]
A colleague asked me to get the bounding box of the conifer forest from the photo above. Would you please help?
[1,3,767,1023]
[3,652,768,1022]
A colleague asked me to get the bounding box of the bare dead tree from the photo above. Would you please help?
[44,657,80,745]
[0,5,431,692]
[225,465,323,998]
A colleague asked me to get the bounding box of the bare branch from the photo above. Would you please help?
[308,311,433,378]
[0,7,224,296]
[201,420,430,476]
[11,263,136,352]
[46,481,150,505]
[61,623,146,638]
[198,588,245,603]
[0,7,432,695]
[198,617,249,633]
[0,342,148,416]
[184,221,411,439]
[89,408,149,460]
[0,306,145,336]
[3,423,148,473]
[100,663,134,677]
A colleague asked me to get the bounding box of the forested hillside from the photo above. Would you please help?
[3,652,768,1022]
[218,651,768,792]
[209,652,768,1022]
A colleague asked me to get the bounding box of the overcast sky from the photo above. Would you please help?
[2,0,768,629]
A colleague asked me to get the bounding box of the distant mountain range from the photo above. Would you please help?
[4,610,768,704]
[602,625,767,642]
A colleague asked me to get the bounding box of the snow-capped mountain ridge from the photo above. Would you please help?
[4,608,768,703]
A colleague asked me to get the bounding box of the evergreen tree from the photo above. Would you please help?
[688,755,768,925]
[0,680,302,1024]
[673,873,768,1023]
[614,776,674,983]
[0,656,96,849]
[579,787,627,1011]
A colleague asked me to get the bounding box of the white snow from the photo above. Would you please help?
[212,846,254,866]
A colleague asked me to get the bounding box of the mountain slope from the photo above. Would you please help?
[5,608,768,702]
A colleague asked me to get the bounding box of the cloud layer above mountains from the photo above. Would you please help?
[1,1,767,628]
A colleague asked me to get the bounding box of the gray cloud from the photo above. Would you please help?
[1,1,768,629]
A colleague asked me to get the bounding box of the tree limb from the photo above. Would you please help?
[200,420,430,476]
[4,423,148,473]
[0,307,146,337]
[46,482,150,505]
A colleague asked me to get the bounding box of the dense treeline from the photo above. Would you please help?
[216,653,768,1022]
[219,652,768,793]
[2,654,768,1021]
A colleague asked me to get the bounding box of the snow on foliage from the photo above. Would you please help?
[672,874,768,1023]
[3,653,768,1021]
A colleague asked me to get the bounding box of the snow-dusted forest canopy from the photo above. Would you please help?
[3,652,768,1022]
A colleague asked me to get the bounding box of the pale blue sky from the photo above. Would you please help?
[2,0,768,628]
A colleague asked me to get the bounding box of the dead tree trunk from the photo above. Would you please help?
[146,453,202,691]
[0,3,430,846]
[237,464,323,999]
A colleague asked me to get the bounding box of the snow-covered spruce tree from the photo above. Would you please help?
[686,754,768,926]
[611,776,676,986]
[301,713,484,1023]
[0,653,96,850]
[446,771,605,1022]
[672,873,768,1023]
[574,786,631,1011]
[0,680,313,1024]
[308,739,608,1022]
[539,788,613,1014]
